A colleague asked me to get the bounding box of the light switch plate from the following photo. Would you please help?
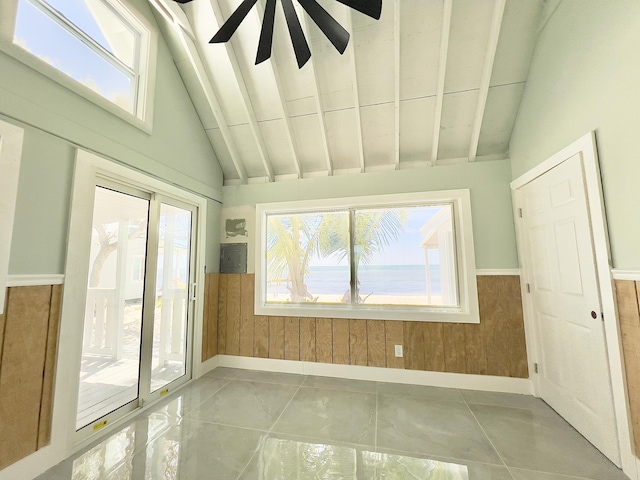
[394,345,403,357]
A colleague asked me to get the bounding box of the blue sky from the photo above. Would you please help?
[14,0,132,107]
[308,206,446,267]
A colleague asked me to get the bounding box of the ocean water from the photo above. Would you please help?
[268,265,441,296]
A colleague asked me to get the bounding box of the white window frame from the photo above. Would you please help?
[255,190,480,323]
[0,0,157,132]
[0,119,24,315]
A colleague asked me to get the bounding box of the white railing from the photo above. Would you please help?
[83,288,120,358]
[157,288,187,365]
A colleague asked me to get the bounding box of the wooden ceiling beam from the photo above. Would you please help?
[393,0,401,169]
[299,11,333,176]
[346,11,365,173]
[252,1,303,179]
[431,0,453,166]
[177,28,248,183]
[210,0,274,182]
[468,0,506,162]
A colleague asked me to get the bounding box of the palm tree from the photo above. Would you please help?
[266,209,407,302]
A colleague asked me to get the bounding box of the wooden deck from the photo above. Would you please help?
[76,310,185,430]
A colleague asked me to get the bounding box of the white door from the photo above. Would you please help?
[519,153,619,463]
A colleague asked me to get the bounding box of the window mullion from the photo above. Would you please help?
[349,209,357,305]
[27,0,136,78]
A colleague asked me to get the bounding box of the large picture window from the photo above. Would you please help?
[256,191,480,323]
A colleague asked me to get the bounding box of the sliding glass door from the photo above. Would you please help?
[76,183,196,434]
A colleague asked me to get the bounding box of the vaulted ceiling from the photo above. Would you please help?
[151,0,548,185]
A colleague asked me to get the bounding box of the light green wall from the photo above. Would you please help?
[1,0,223,274]
[223,159,519,269]
[509,0,640,269]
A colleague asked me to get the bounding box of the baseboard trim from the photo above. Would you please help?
[7,274,65,287]
[213,355,534,395]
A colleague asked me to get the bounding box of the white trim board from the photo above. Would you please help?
[210,355,534,395]
[511,131,636,478]
[612,270,640,281]
[475,269,520,276]
[7,274,65,287]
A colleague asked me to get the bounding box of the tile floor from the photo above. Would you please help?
[36,367,628,480]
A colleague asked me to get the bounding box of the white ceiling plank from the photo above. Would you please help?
[209,0,274,182]
[253,2,303,178]
[431,0,453,166]
[299,11,333,176]
[468,0,507,162]
[177,26,247,183]
[346,11,365,173]
[393,0,400,169]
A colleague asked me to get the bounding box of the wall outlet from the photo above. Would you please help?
[394,345,403,357]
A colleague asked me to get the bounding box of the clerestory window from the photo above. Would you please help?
[0,0,155,127]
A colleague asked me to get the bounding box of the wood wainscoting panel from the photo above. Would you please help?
[202,273,219,361]
[366,320,386,367]
[37,284,62,449]
[332,319,350,365]
[217,274,228,355]
[254,316,269,358]
[239,275,255,357]
[463,322,488,375]
[478,276,514,377]
[443,323,467,374]
[284,317,300,361]
[0,285,53,470]
[316,318,333,364]
[202,274,211,362]
[615,279,640,455]
[423,323,446,372]
[384,321,404,369]
[349,319,368,366]
[211,275,528,379]
[225,274,241,356]
[300,318,316,362]
[268,317,285,360]
[404,322,426,371]
[505,277,528,378]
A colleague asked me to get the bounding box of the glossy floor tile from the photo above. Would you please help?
[377,394,502,464]
[35,368,627,480]
[272,386,377,446]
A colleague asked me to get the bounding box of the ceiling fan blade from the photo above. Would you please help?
[281,0,312,68]
[172,0,193,4]
[209,0,258,43]
[336,0,382,20]
[298,0,349,54]
[255,0,277,64]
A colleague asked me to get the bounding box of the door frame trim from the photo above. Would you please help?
[51,148,208,466]
[511,132,634,476]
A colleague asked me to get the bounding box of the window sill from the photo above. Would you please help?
[254,301,480,324]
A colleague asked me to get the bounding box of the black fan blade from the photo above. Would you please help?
[298,0,349,54]
[256,0,277,64]
[336,0,382,20]
[210,0,258,43]
[173,0,193,4]
[281,0,311,68]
